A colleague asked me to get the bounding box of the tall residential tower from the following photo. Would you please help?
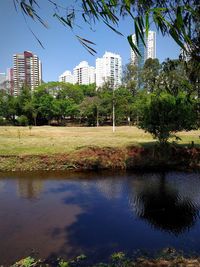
[131,31,156,68]
[13,51,42,95]
[59,70,74,84]
[73,61,95,85]
[96,52,122,89]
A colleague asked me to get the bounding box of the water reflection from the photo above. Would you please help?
[0,171,200,266]
[17,178,44,199]
[127,173,200,234]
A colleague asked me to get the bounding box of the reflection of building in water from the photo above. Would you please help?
[80,178,124,200]
[127,173,200,235]
[95,179,124,200]
[0,181,5,192]
[17,179,43,199]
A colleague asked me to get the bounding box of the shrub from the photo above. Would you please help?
[17,115,29,126]
[137,92,198,144]
[0,116,7,126]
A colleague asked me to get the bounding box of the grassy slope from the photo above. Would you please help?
[0,126,199,156]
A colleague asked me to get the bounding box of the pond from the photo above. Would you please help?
[0,171,200,265]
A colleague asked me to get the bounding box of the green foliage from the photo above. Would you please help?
[16,257,35,267]
[17,115,29,126]
[122,63,138,95]
[157,59,191,96]
[0,116,6,126]
[115,87,134,124]
[80,84,96,97]
[79,96,100,126]
[58,259,70,267]
[137,92,198,143]
[141,58,161,92]
[0,59,199,130]
[111,252,126,261]
[76,254,87,261]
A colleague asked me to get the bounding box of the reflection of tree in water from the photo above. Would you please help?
[128,173,199,235]
[17,178,43,199]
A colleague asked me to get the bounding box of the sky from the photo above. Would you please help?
[0,0,181,82]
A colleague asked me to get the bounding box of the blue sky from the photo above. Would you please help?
[0,0,181,82]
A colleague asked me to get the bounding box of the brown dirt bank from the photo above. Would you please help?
[0,145,199,172]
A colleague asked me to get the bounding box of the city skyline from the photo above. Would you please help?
[59,52,122,88]
[0,1,181,83]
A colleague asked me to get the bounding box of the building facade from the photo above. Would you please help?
[131,31,156,68]
[13,51,42,95]
[59,70,74,84]
[73,61,95,85]
[96,51,122,89]
[0,73,6,88]
[7,68,14,95]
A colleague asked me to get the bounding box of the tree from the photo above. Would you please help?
[97,82,114,127]
[141,58,160,92]
[137,92,198,144]
[114,87,134,125]
[33,87,54,124]
[80,84,96,97]
[122,63,138,95]
[79,96,101,126]
[156,59,192,96]
[13,0,199,58]
[52,98,78,124]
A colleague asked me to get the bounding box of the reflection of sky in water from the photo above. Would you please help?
[0,171,200,265]
[0,181,5,192]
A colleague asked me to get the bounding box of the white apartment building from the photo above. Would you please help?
[131,31,156,68]
[73,61,95,85]
[59,70,74,84]
[13,51,42,95]
[96,51,122,89]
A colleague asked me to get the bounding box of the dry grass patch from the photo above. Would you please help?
[0,126,199,156]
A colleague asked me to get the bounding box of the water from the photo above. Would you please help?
[0,171,200,265]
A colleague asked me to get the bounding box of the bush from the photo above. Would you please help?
[137,92,198,144]
[0,116,7,126]
[17,115,29,126]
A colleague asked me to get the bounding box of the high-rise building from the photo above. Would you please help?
[73,61,95,85]
[59,70,74,84]
[96,51,122,89]
[13,51,42,95]
[131,31,156,68]
[0,72,8,93]
[7,68,14,95]
[0,73,6,87]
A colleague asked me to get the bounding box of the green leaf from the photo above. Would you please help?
[76,35,97,55]
[176,6,184,28]
[145,12,149,38]
[75,35,96,45]
[103,20,123,36]
[134,18,145,47]
[169,28,185,51]
[127,35,141,57]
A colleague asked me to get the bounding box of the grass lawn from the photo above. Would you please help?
[0,126,199,155]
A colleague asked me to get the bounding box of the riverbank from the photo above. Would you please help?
[10,254,200,267]
[0,126,199,171]
[0,145,199,171]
